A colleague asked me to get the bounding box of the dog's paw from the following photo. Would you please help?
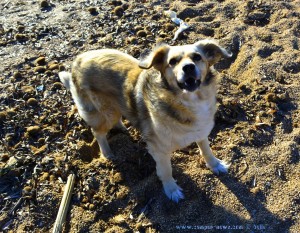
[99,145,114,160]
[206,159,230,175]
[163,181,184,203]
[100,151,114,160]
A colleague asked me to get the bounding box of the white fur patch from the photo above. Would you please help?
[151,98,215,152]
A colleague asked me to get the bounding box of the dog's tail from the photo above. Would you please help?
[58,71,72,90]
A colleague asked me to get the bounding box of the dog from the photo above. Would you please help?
[59,39,232,202]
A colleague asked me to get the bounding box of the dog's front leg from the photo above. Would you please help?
[197,138,230,174]
[147,144,184,202]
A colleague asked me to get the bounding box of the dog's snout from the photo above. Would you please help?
[183,64,195,73]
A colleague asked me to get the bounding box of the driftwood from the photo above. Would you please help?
[52,174,75,233]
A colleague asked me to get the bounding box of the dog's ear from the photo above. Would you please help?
[139,45,169,70]
[195,39,232,66]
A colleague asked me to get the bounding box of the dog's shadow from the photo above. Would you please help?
[74,131,292,233]
[146,165,292,233]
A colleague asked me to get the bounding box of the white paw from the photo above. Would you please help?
[100,150,114,160]
[99,145,114,159]
[206,159,230,175]
[163,180,184,203]
[100,153,115,160]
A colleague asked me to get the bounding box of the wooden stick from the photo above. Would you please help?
[52,174,75,233]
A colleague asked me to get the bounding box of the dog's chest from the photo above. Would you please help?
[153,98,216,151]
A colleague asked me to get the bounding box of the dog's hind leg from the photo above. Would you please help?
[81,91,122,159]
[113,118,128,133]
[197,138,230,174]
[90,111,121,159]
[92,129,114,158]
[77,105,119,159]
[62,73,118,159]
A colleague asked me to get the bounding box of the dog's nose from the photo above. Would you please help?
[182,64,195,73]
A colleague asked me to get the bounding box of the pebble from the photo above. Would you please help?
[135,222,142,230]
[109,0,122,6]
[88,7,98,15]
[13,71,22,79]
[21,85,35,94]
[15,34,28,41]
[88,203,95,210]
[23,186,32,194]
[113,6,124,17]
[34,57,46,66]
[277,93,288,101]
[112,172,123,183]
[164,23,175,31]
[48,63,59,70]
[134,26,143,31]
[146,35,154,40]
[0,111,7,122]
[151,14,160,20]
[40,0,49,8]
[122,3,129,10]
[34,66,46,73]
[52,82,63,90]
[159,32,168,38]
[49,174,56,182]
[39,172,49,181]
[156,37,165,44]
[7,156,18,167]
[116,189,127,199]
[26,126,41,137]
[130,47,140,57]
[265,93,278,102]
[250,187,260,195]
[27,98,38,106]
[137,30,147,37]
[59,65,66,71]
[6,108,16,116]
[93,194,103,202]
[38,138,45,144]
[112,215,125,223]
[1,153,9,162]
[82,196,88,203]
[126,36,138,45]
[45,70,52,76]
[238,83,247,90]
[18,25,25,32]
[145,26,152,32]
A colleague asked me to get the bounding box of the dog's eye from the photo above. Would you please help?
[169,58,178,66]
[193,53,202,61]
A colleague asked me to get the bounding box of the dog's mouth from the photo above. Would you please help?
[177,78,201,92]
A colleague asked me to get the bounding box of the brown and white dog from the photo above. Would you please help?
[59,39,232,202]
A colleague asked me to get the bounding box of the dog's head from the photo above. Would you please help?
[139,39,232,92]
